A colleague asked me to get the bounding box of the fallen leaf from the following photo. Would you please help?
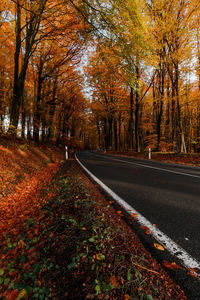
[188,271,197,278]
[163,261,183,270]
[8,289,19,300]
[17,289,27,300]
[132,213,138,218]
[154,243,164,251]
[171,262,183,269]
[109,275,119,287]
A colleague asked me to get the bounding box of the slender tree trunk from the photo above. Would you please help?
[108,114,113,150]
[47,75,58,141]
[114,117,118,151]
[21,97,26,139]
[97,121,101,149]
[118,112,121,151]
[174,61,186,153]
[129,87,134,149]
[135,62,140,152]
[157,60,164,150]
[33,62,43,144]
[27,115,32,140]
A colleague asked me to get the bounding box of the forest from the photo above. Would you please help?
[1,0,200,153]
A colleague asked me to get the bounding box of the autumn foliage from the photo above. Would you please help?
[0,0,200,152]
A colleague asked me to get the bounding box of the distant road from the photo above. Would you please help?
[76,151,200,274]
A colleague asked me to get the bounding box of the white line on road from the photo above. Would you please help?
[91,152,200,179]
[75,153,200,275]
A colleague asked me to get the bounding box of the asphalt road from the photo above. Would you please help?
[76,151,200,271]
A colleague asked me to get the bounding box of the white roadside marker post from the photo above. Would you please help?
[65,146,68,160]
[148,148,151,160]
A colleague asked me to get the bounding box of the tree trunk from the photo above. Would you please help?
[129,87,134,149]
[33,62,43,144]
[9,0,22,131]
[135,62,140,152]
[114,117,118,151]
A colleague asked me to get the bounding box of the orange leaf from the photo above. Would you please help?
[163,261,183,270]
[132,213,138,218]
[38,280,42,286]
[124,295,130,300]
[188,271,197,278]
[96,254,101,261]
[188,267,197,272]
[154,243,164,251]
[109,275,119,287]
[171,262,183,269]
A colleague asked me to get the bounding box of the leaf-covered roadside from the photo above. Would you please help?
[0,138,63,200]
[0,160,187,299]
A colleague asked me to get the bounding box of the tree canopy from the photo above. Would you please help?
[1,0,200,152]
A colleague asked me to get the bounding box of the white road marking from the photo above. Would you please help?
[75,153,200,275]
[91,152,200,179]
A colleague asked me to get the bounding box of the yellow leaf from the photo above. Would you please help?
[154,243,164,251]
[17,289,27,300]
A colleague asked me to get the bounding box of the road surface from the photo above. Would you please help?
[76,151,200,275]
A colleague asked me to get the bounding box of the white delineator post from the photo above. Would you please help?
[148,148,151,160]
[65,146,68,160]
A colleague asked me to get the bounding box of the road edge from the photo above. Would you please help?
[75,152,200,299]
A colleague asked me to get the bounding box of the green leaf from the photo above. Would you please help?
[4,277,10,285]
[7,238,12,248]
[8,282,15,289]
[91,264,96,270]
[127,269,132,281]
[98,253,105,260]
[95,284,101,294]
[146,295,153,300]
[0,269,4,276]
